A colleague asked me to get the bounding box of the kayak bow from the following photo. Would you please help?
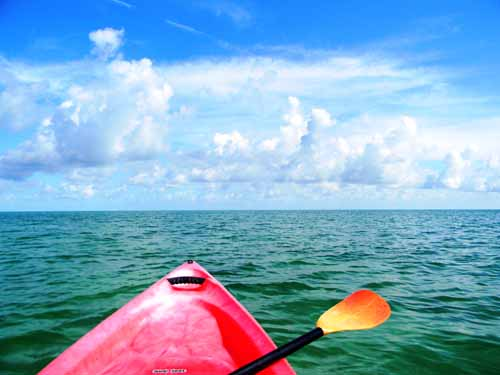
[38,261,294,375]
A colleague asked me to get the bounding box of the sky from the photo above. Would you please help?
[1,0,500,210]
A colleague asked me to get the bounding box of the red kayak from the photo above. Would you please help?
[38,260,295,375]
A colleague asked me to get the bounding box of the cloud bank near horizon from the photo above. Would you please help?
[1,27,499,208]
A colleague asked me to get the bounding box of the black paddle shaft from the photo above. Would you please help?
[229,327,324,375]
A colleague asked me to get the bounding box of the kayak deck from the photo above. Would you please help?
[38,261,295,375]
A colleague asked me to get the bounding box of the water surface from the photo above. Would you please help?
[1,210,499,374]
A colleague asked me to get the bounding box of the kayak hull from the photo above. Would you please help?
[38,261,295,375]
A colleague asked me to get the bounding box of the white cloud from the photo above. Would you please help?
[66,166,116,183]
[61,183,95,198]
[280,96,308,154]
[318,182,340,193]
[109,0,133,8]
[195,0,252,26]
[165,20,204,35]
[161,55,443,99]
[49,58,172,165]
[1,27,500,205]
[259,138,279,152]
[173,173,188,184]
[440,151,467,189]
[169,107,499,195]
[213,131,249,156]
[0,31,173,180]
[0,123,59,180]
[0,59,53,130]
[311,108,334,127]
[130,163,167,185]
[89,28,124,60]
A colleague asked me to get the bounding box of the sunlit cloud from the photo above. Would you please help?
[1,27,499,208]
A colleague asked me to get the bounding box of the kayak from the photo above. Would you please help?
[38,260,295,375]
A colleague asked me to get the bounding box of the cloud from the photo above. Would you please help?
[0,59,54,130]
[164,19,235,51]
[38,181,97,200]
[280,96,308,154]
[160,55,445,100]
[1,27,500,206]
[425,148,500,192]
[165,20,204,36]
[259,138,279,152]
[0,30,173,180]
[130,163,167,185]
[311,108,334,128]
[61,182,95,198]
[50,58,172,165]
[195,0,252,26]
[157,98,424,190]
[89,28,124,60]
[66,166,116,183]
[213,131,249,156]
[109,0,133,9]
[159,99,499,195]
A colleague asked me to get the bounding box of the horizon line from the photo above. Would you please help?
[1,208,499,213]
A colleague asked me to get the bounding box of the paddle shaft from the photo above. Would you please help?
[229,327,324,375]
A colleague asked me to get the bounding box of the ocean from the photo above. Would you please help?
[1,210,499,374]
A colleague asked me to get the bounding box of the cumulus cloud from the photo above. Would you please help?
[89,27,124,60]
[0,29,173,180]
[311,108,334,127]
[280,96,308,154]
[259,138,279,152]
[164,101,499,195]
[153,96,499,199]
[440,151,468,189]
[421,148,499,192]
[153,98,428,191]
[0,60,53,130]
[0,122,58,180]
[213,131,249,156]
[1,27,500,205]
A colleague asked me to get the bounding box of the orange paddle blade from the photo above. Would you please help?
[316,290,391,334]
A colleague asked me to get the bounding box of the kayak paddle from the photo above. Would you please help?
[229,289,391,375]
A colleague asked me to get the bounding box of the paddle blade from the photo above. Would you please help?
[316,290,391,334]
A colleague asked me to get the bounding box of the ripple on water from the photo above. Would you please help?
[1,210,500,375]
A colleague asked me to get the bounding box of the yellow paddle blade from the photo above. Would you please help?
[316,290,391,335]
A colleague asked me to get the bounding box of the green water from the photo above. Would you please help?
[1,210,499,374]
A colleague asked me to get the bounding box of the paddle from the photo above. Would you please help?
[229,289,391,375]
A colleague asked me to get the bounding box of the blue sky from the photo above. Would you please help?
[1,0,500,210]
